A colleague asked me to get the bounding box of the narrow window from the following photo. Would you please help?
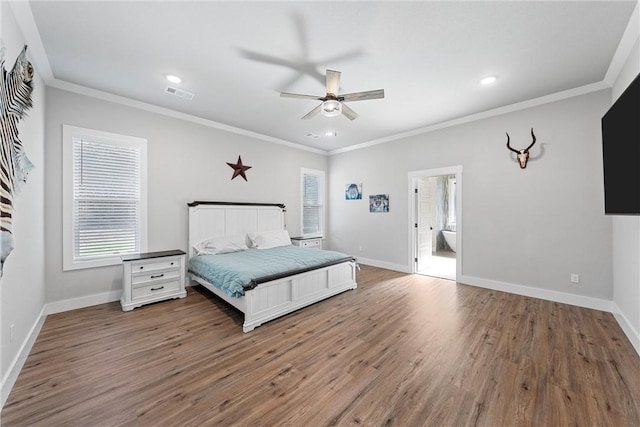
[63,125,147,270]
[301,168,325,236]
[448,177,457,230]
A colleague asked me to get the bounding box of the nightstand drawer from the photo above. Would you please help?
[299,239,321,249]
[131,257,181,273]
[132,280,181,299]
[132,268,180,286]
[291,236,323,249]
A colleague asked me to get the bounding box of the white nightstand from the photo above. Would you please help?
[120,250,187,311]
[291,236,323,249]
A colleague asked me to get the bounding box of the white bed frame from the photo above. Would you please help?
[188,202,357,332]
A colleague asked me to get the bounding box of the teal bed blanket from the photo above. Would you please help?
[188,245,355,298]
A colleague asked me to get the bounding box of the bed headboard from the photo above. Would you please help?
[187,201,286,259]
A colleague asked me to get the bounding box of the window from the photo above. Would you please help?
[63,125,147,270]
[301,168,325,236]
[448,177,457,230]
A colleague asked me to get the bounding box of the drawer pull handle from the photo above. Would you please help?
[150,286,165,291]
[150,274,164,279]
[139,266,144,270]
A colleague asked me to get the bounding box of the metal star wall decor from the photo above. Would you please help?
[226,155,252,181]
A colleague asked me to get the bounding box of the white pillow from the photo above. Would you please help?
[248,229,292,249]
[193,234,248,255]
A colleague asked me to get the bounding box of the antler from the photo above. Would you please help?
[506,129,537,153]
[506,133,520,153]
[524,128,537,152]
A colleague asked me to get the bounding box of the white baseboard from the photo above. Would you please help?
[357,263,615,313]
[611,302,640,357]
[45,290,121,315]
[1,305,47,408]
[459,274,613,312]
[2,290,122,408]
[356,257,411,273]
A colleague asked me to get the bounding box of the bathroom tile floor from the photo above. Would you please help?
[418,250,456,280]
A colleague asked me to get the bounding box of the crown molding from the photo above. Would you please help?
[10,0,629,158]
[604,1,640,86]
[48,79,327,155]
[328,81,609,156]
[8,0,53,82]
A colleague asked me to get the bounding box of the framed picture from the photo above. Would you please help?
[369,194,389,212]
[345,183,362,200]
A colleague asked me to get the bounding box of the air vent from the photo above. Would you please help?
[164,86,194,100]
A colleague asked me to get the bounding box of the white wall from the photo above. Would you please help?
[329,90,613,302]
[0,2,47,403]
[610,14,640,353]
[44,87,327,304]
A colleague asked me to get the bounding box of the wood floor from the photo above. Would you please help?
[2,265,639,426]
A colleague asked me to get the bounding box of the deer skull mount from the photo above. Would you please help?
[506,128,537,169]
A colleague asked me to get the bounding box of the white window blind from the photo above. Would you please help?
[73,138,141,258]
[301,169,324,236]
[63,125,147,271]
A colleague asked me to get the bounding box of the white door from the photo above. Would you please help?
[416,178,433,272]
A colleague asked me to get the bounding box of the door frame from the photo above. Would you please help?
[408,166,463,278]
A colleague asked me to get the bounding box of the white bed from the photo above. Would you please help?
[188,201,357,332]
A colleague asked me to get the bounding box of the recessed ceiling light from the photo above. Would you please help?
[480,75,497,86]
[165,74,182,84]
[324,131,337,137]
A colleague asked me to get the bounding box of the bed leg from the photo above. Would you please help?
[243,323,257,333]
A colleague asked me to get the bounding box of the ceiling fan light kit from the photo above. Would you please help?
[321,100,342,117]
[281,69,384,120]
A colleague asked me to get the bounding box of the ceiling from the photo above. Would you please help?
[22,1,638,153]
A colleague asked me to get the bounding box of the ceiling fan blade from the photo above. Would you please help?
[340,89,385,102]
[280,92,323,100]
[340,103,359,120]
[301,104,322,120]
[326,70,341,96]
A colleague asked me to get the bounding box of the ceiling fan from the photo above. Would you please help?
[280,69,384,120]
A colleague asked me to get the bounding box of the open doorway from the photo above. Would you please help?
[408,166,462,281]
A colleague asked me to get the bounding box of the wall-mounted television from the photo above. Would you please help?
[601,72,640,215]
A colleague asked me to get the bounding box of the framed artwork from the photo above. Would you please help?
[369,194,389,212]
[345,183,362,200]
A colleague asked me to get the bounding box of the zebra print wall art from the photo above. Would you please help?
[0,45,34,277]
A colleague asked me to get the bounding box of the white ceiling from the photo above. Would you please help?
[22,1,638,152]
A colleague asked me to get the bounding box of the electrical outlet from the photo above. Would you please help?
[570,274,580,284]
[10,324,14,343]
